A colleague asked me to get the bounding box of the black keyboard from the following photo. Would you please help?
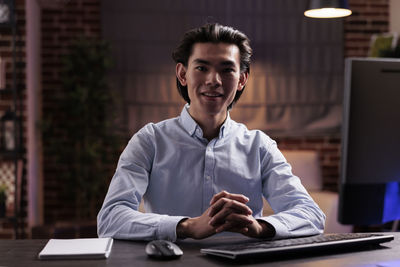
[200,233,394,259]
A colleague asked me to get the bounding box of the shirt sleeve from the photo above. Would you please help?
[258,140,326,239]
[97,124,187,241]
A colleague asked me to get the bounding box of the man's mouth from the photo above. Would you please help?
[201,92,223,97]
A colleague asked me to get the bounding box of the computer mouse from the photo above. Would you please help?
[145,240,183,259]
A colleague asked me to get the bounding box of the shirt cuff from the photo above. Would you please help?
[259,215,289,239]
[158,215,189,241]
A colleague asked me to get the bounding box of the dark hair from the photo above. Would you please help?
[172,23,252,110]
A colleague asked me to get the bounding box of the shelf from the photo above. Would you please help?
[0,0,21,240]
[0,86,25,95]
[0,215,16,222]
[0,88,13,95]
[0,149,23,160]
[0,25,12,33]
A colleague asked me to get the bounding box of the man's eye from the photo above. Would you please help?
[223,68,235,73]
[196,66,207,71]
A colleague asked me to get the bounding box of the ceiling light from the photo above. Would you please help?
[304,0,352,18]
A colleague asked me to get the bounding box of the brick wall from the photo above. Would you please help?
[345,0,389,57]
[41,0,101,223]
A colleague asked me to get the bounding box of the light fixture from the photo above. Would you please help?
[304,0,352,18]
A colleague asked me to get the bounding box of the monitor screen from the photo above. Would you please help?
[339,57,400,225]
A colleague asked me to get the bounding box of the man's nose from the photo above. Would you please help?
[206,71,222,87]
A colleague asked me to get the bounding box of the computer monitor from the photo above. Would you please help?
[339,57,400,225]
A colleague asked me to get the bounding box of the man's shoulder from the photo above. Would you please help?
[229,120,275,146]
[230,120,271,138]
[153,115,181,129]
[136,115,181,135]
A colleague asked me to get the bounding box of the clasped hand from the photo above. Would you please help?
[177,191,274,239]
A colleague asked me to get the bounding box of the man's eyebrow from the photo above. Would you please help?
[193,59,210,65]
[220,60,236,67]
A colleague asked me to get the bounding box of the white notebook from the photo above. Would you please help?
[38,238,113,260]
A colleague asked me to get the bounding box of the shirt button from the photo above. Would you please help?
[206,175,211,180]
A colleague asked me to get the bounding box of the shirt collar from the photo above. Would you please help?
[180,104,198,136]
[219,113,231,139]
[179,104,232,139]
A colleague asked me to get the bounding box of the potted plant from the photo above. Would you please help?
[43,37,121,228]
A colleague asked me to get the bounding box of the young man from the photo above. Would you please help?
[97,23,325,241]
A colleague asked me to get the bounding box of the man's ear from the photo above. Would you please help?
[237,71,249,91]
[176,63,187,86]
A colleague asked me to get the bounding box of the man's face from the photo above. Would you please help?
[176,42,248,122]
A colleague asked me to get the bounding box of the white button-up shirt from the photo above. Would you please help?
[97,104,325,241]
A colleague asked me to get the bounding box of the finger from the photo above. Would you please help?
[208,198,252,219]
[215,220,236,233]
[227,213,254,227]
[209,191,229,206]
[209,206,234,226]
[208,197,252,218]
[215,215,253,233]
[210,210,253,228]
[210,191,249,205]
